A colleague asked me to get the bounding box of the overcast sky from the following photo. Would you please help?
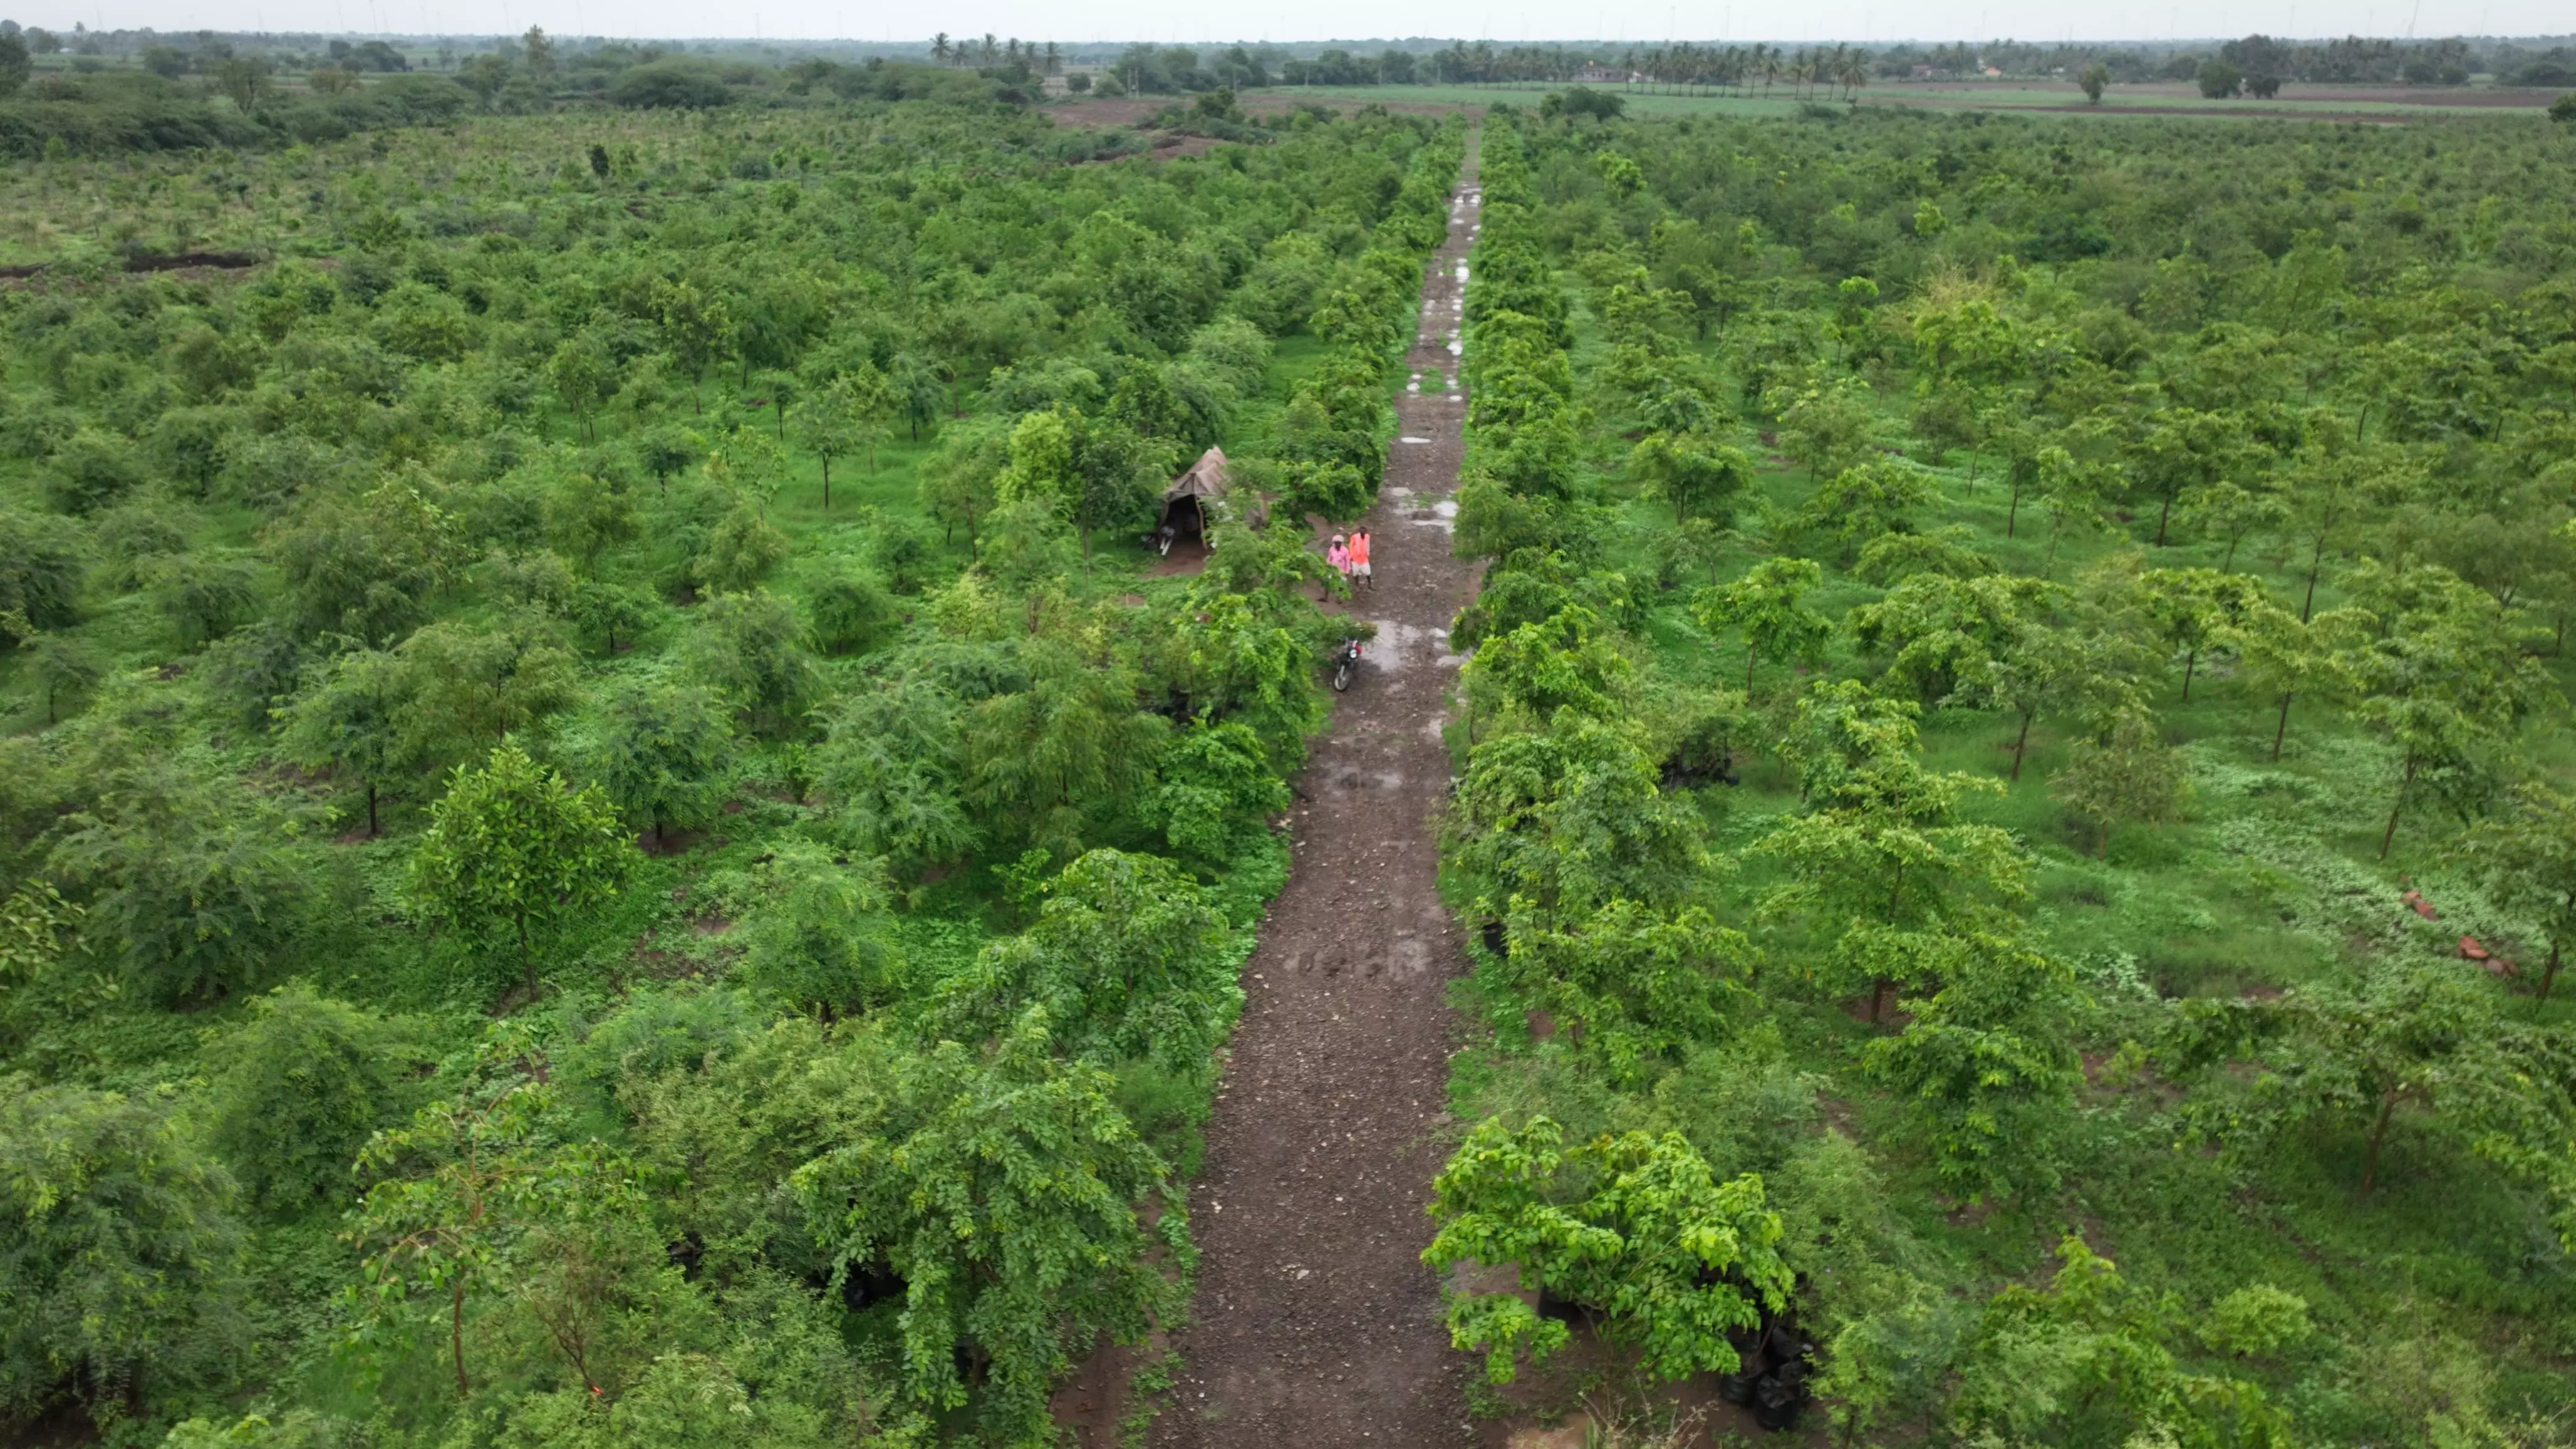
[15,0,2570,45]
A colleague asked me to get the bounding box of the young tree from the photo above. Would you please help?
[2463,781,2576,1003]
[791,374,864,509]
[409,741,637,999]
[542,469,640,576]
[705,425,787,519]
[49,768,313,1003]
[2344,568,2557,858]
[965,638,1167,860]
[2136,567,2267,703]
[1692,557,1831,693]
[791,1016,1174,1444]
[2050,708,2188,858]
[393,615,580,773]
[682,590,823,739]
[1629,431,1754,525]
[2223,599,2368,761]
[546,334,616,442]
[723,838,903,1018]
[267,482,463,645]
[202,983,422,1209]
[0,1077,245,1425]
[1848,572,2063,708]
[1422,1116,1791,1385]
[279,646,409,835]
[651,280,731,414]
[2078,62,2109,102]
[22,630,100,725]
[1862,930,2082,1201]
[573,676,734,845]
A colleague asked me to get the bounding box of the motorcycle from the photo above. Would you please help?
[1331,637,1362,692]
[1142,523,1177,557]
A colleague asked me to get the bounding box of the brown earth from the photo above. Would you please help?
[1136,141,1487,1449]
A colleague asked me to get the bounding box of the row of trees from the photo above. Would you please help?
[1428,100,2576,1440]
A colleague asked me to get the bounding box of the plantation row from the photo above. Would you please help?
[0,97,1458,1446]
[1425,105,2576,1442]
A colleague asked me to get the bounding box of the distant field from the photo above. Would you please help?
[1206,77,2570,122]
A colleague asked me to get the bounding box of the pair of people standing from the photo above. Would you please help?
[1326,528,1373,588]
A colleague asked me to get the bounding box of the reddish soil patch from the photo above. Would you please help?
[1142,143,1485,1449]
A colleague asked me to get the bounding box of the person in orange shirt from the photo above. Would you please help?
[1349,528,1372,589]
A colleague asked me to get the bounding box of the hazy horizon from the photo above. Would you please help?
[5,0,2570,49]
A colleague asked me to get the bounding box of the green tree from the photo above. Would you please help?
[651,281,731,413]
[409,741,637,999]
[723,839,903,1018]
[50,767,311,1003]
[2050,708,2188,858]
[2343,567,2557,858]
[682,590,822,738]
[22,630,100,726]
[1948,1236,2291,1447]
[965,638,1166,859]
[2463,781,2576,1002]
[2136,567,2267,702]
[1629,432,1752,525]
[1863,930,2082,1201]
[1421,1117,1791,1385]
[1849,572,2063,708]
[347,1035,656,1399]
[573,677,733,845]
[394,615,581,773]
[791,1015,1174,1444]
[0,1076,244,1427]
[278,646,409,835]
[2223,599,2368,761]
[1692,557,1830,693]
[202,984,422,1210]
[268,482,462,644]
[2078,62,2109,102]
[546,335,616,442]
[1797,458,1936,563]
[542,469,640,576]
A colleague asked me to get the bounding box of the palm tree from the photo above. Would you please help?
[980,33,998,65]
[1043,41,1060,76]
[931,32,951,65]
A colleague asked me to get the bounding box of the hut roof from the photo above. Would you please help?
[1162,446,1229,502]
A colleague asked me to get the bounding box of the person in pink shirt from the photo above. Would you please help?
[1326,533,1351,578]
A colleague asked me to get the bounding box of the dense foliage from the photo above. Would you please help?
[0,77,1456,1446]
[1432,102,2576,1442]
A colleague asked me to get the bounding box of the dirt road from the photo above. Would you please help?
[1146,146,1484,1449]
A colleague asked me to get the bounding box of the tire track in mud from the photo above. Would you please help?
[1141,141,1486,1449]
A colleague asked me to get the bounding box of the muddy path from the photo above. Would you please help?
[1142,143,1486,1449]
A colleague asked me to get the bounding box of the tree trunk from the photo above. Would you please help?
[2301,535,2326,622]
[2379,753,2418,860]
[2541,941,2562,1005]
[452,1279,471,1397]
[2010,708,2035,781]
[822,457,831,511]
[2006,478,2022,537]
[2271,691,2292,762]
[2154,489,2175,546]
[2359,1089,2398,1195]
[1868,975,1888,1024]
[366,781,379,838]
[2181,645,2198,703]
